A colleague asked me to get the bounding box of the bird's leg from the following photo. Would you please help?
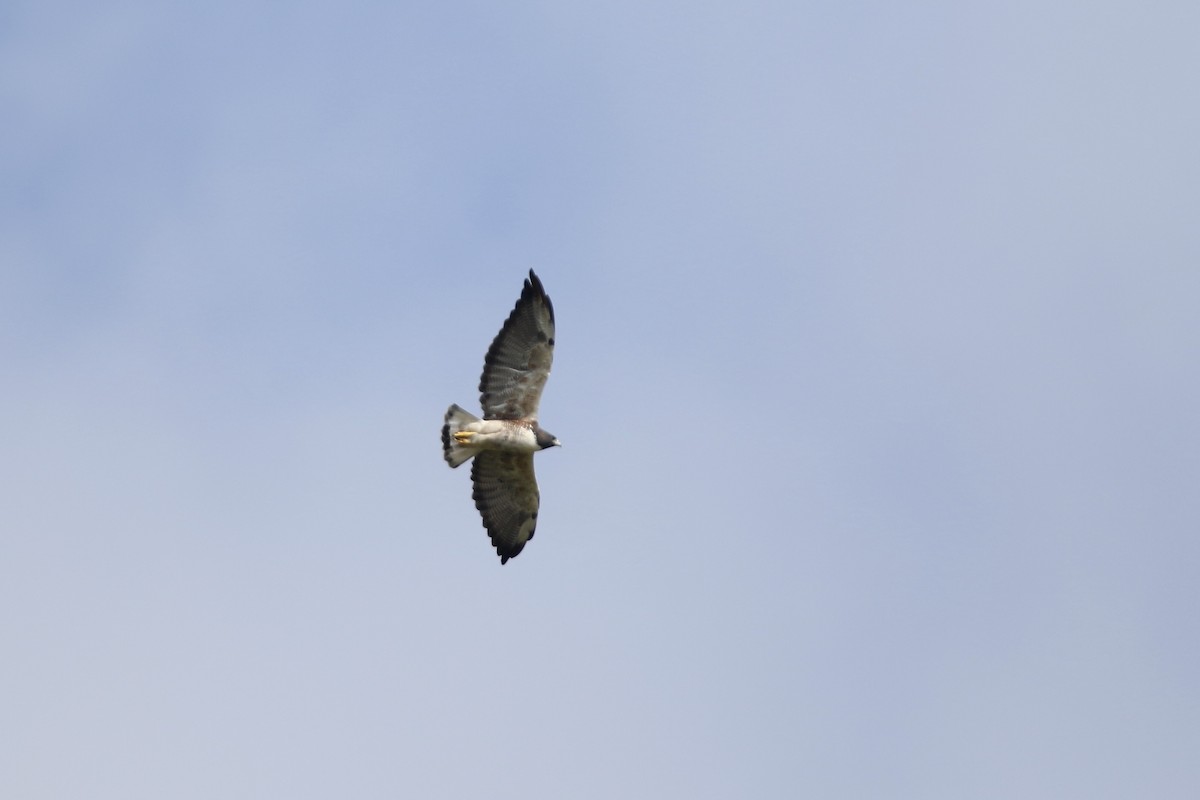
[453,431,475,444]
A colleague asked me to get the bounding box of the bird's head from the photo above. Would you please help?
[535,428,561,450]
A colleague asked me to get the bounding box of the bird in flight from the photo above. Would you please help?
[442,270,560,564]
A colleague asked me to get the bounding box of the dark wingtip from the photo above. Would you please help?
[492,536,527,565]
[525,270,545,299]
[525,270,553,326]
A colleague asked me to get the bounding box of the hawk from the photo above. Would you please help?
[441,270,560,564]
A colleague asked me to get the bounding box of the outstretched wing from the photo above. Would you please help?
[470,451,540,565]
[479,270,555,420]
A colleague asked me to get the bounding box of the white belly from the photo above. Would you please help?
[467,420,539,452]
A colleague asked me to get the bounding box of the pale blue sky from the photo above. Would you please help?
[3,2,1198,797]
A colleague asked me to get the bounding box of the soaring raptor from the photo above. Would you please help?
[441,270,560,564]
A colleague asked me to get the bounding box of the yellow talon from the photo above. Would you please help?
[454,431,475,444]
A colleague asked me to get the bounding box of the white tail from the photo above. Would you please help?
[442,404,482,468]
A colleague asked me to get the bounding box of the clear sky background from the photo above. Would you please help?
[3,2,1198,797]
